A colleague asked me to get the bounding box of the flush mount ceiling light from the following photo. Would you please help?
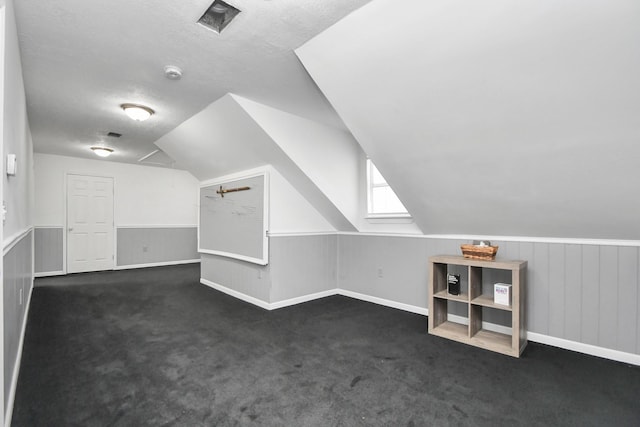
[120,103,155,121]
[198,0,241,34]
[91,146,114,157]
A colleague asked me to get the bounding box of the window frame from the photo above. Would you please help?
[366,159,411,218]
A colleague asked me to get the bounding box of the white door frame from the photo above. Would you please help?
[0,5,6,422]
[65,173,116,273]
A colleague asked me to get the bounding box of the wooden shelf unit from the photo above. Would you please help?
[428,255,527,357]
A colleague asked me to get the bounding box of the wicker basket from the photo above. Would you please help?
[460,244,499,260]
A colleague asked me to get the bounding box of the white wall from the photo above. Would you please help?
[2,1,35,423]
[2,0,32,243]
[297,0,640,240]
[233,95,363,230]
[269,167,334,233]
[34,153,198,227]
[156,94,358,231]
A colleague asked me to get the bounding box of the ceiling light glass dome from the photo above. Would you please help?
[121,103,155,121]
[91,146,114,157]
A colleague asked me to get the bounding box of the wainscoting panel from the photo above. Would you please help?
[548,243,566,339]
[3,229,33,409]
[269,234,337,303]
[117,227,198,267]
[338,234,640,357]
[618,246,638,354]
[200,253,271,304]
[196,232,639,360]
[338,234,432,311]
[580,245,600,346]
[34,227,63,274]
[599,246,619,351]
[564,245,583,343]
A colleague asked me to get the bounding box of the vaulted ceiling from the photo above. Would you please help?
[14,0,640,239]
[296,0,640,239]
[14,0,370,164]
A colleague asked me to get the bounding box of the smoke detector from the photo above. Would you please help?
[198,0,241,34]
[164,65,183,80]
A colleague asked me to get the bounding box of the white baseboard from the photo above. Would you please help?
[199,282,640,366]
[200,278,271,310]
[334,294,639,366]
[34,271,65,278]
[114,259,200,270]
[527,332,640,366]
[36,260,200,277]
[5,285,34,427]
[270,290,339,310]
[200,279,339,311]
[337,289,428,316]
[198,281,429,314]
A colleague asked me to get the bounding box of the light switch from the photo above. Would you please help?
[6,154,16,176]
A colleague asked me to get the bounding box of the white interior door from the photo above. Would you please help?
[67,174,114,273]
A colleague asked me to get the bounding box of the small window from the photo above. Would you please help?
[367,159,409,217]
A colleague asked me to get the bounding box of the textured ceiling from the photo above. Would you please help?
[14,0,371,165]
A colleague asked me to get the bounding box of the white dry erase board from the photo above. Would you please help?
[199,172,269,265]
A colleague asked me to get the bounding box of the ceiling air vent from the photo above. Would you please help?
[197,0,241,34]
[107,132,122,138]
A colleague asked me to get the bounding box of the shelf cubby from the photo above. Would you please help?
[428,255,527,357]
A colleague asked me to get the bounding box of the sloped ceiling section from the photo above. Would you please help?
[154,94,269,181]
[233,96,363,225]
[154,94,360,231]
[138,149,175,167]
[297,0,640,240]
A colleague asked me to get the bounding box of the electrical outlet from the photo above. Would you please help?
[257,269,262,279]
[142,246,148,253]
[377,268,383,278]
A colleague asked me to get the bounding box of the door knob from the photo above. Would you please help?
[68,227,74,232]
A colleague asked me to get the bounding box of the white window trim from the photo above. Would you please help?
[366,159,411,218]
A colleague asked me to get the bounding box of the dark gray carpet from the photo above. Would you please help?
[11,264,640,426]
